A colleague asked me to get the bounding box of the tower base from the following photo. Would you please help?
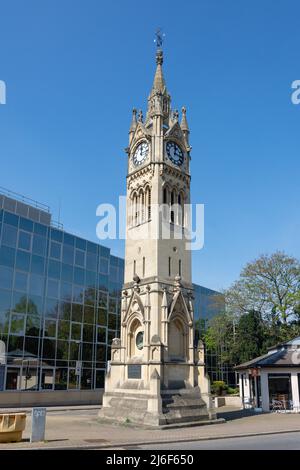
[98,384,220,428]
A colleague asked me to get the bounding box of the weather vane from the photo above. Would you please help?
[154,28,165,50]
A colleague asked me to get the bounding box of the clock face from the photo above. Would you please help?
[133,141,149,166]
[136,331,144,350]
[166,141,184,166]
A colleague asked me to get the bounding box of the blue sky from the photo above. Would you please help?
[0,0,299,291]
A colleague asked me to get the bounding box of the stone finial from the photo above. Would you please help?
[130,108,137,132]
[161,287,168,308]
[156,49,163,66]
[138,109,143,123]
[150,368,160,380]
[180,106,189,132]
[173,109,179,122]
[144,285,151,308]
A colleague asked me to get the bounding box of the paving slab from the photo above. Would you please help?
[0,408,299,449]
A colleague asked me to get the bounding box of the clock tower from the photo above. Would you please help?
[99,42,215,427]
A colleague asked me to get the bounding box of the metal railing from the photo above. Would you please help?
[0,186,50,213]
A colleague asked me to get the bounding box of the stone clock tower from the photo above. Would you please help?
[99,43,214,427]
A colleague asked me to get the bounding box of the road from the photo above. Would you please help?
[136,431,300,450]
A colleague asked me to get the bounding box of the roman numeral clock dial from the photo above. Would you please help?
[132,141,149,166]
[166,141,184,166]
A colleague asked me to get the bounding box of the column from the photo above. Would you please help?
[260,371,270,412]
[291,372,300,411]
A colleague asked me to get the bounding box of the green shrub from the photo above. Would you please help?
[211,380,227,396]
[227,387,239,395]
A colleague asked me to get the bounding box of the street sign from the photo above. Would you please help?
[31,407,46,442]
[249,368,260,377]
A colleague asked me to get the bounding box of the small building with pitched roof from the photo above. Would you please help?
[235,337,300,412]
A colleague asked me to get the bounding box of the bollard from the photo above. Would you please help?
[30,407,46,443]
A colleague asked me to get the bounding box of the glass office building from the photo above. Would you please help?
[0,189,225,405]
[0,189,123,404]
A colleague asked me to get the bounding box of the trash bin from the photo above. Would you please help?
[0,413,27,443]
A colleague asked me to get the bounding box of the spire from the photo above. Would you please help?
[129,108,137,144]
[151,50,167,95]
[180,107,189,132]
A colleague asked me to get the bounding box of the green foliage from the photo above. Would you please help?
[227,387,239,395]
[203,252,300,369]
[211,380,227,396]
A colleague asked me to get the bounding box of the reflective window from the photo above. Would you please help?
[20,217,33,232]
[29,274,44,296]
[0,246,15,268]
[4,212,18,227]
[97,308,107,326]
[15,250,30,271]
[48,260,61,280]
[10,313,25,336]
[83,306,94,323]
[86,253,97,272]
[81,369,92,389]
[18,231,32,251]
[0,311,9,335]
[95,369,105,389]
[55,368,68,390]
[61,282,72,301]
[42,338,56,358]
[2,224,17,248]
[108,313,117,330]
[32,234,46,256]
[97,326,106,343]
[72,285,84,304]
[50,241,61,260]
[99,257,109,274]
[68,369,78,389]
[96,345,106,362]
[24,337,39,357]
[14,271,28,292]
[75,249,85,267]
[71,322,82,341]
[31,255,45,275]
[71,304,83,322]
[69,341,80,361]
[98,291,108,309]
[27,295,43,315]
[45,298,59,318]
[0,266,13,290]
[41,368,54,390]
[25,315,40,336]
[47,279,59,298]
[57,320,70,340]
[82,343,93,361]
[62,245,74,265]
[61,263,73,282]
[12,291,26,313]
[44,319,57,338]
[83,324,94,342]
[56,341,69,360]
[74,267,84,285]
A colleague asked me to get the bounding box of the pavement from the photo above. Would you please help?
[0,406,300,450]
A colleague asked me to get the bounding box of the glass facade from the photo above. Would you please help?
[0,206,124,392]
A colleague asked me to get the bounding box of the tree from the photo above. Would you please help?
[204,312,235,365]
[231,310,265,364]
[226,252,300,325]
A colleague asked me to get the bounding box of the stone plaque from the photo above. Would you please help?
[31,407,46,442]
[128,364,141,379]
